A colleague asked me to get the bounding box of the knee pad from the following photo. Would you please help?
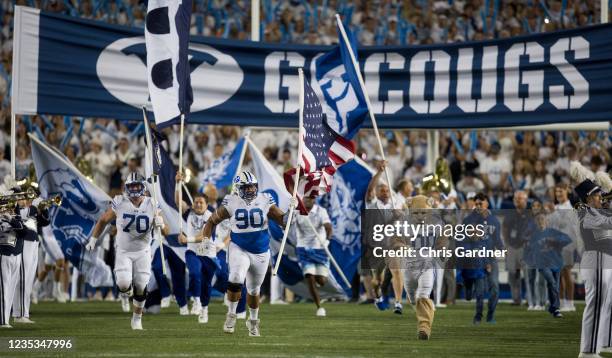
[117,282,132,295]
[246,281,261,296]
[133,287,147,304]
[227,282,242,293]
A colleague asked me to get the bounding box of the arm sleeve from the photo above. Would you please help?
[111,195,122,213]
[582,209,612,230]
[221,196,233,216]
[36,207,51,227]
[319,207,331,225]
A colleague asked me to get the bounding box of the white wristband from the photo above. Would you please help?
[185,236,195,243]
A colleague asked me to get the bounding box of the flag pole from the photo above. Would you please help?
[233,132,250,180]
[178,114,185,237]
[272,68,305,276]
[10,111,15,180]
[335,14,396,208]
[304,218,351,288]
[142,107,167,276]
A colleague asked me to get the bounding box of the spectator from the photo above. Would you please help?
[83,138,114,193]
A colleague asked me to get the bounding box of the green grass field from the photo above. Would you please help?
[1,301,583,357]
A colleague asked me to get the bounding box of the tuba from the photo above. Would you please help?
[421,158,453,195]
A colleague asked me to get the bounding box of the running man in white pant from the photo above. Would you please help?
[87,172,168,330]
[293,197,331,317]
[0,211,26,328]
[12,197,51,323]
[32,225,67,304]
[199,171,293,337]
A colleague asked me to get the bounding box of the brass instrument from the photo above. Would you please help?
[421,158,453,195]
[0,188,38,205]
[38,195,62,210]
[76,157,94,182]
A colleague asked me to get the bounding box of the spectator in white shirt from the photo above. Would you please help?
[457,170,485,195]
[84,138,114,193]
[479,142,511,194]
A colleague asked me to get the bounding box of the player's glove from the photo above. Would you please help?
[153,215,165,229]
[86,236,98,251]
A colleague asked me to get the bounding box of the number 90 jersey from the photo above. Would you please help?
[112,195,159,252]
[222,193,275,254]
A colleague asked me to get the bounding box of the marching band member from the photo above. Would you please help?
[12,193,51,323]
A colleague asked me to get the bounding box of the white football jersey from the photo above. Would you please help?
[184,209,215,257]
[112,195,158,252]
[222,192,275,254]
[294,204,330,249]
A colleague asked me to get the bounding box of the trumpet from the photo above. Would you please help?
[0,187,38,205]
[37,195,62,210]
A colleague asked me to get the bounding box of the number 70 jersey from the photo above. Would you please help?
[112,195,159,252]
[222,193,275,254]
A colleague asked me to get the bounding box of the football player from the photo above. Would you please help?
[32,226,68,304]
[199,171,294,336]
[86,172,168,330]
[293,197,332,317]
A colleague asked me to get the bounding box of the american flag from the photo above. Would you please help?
[284,76,355,214]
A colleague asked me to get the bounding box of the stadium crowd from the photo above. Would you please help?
[0,0,609,311]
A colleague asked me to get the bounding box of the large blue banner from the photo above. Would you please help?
[12,6,612,128]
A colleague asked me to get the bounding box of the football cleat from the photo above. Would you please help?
[394,302,403,315]
[131,315,143,330]
[224,313,237,333]
[120,294,131,313]
[0,324,13,329]
[553,310,564,318]
[316,307,327,317]
[374,297,389,311]
[246,319,261,337]
[198,307,208,324]
[418,331,429,340]
[54,284,67,303]
[577,353,603,358]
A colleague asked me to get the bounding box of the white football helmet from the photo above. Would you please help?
[124,172,146,198]
[234,171,258,202]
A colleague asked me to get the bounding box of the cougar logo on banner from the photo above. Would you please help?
[317,65,361,137]
[97,37,243,113]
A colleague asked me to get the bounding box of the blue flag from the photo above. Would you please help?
[326,158,373,296]
[199,136,246,191]
[315,22,368,139]
[30,134,113,287]
[144,125,187,258]
[145,0,193,128]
